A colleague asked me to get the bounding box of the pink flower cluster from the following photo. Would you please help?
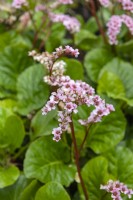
[57,0,73,4]
[12,0,28,8]
[98,0,110,7]
[118,0,133,12]
[42,78,114,142]
[49,13,80,33]
[100,180,133,200]
[29,46,114,142]
[107,14,133,45]
[99,0,133,12]
[53,45,80,58]
[29,46,79,67]
[35,46,114,142]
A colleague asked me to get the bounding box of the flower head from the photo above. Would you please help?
[100,180,133,200]
[12,0,28,8]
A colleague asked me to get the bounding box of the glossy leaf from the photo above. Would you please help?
[35,182,70,200]
[103,146,133,187]
[87,108,126,153]
[84,48,113,82]
[31,110,58,138]
[0,43,32,97]
[81,156,109,200]
[98,71,126,99]
[24,136,76,186]
[0,166,20,188]
[0,175,32,200]
[20,180,41,200]
[63,58,84,80]
[17,64,49,115]
[0,108,25,151]
[99,58,133,105]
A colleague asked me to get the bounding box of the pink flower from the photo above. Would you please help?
[57,0,73,4]
[100,180,133,200]
[12,0,28,8]
[99,0,110,7]
[49,13,80,33]
[107,15,123,45]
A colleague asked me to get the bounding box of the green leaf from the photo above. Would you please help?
[98,71,126,99]
[0,107,25,150]
[99,58,133,105]
[0,99,17,113]
[0,107,12,129]
[63,58,84,80]
[84,17,98,33]
[20,180,41,200]
[87,108,126,153]
[84,48,113,82]
[81,156,109,200]
[35,182,70,200]
[24,136,76,186]
[45,23,66,52]
[0,165,20,188]
[117,39,133,54]
[103,146,133,188]
[0,115,25,151]
[75,29,97,45]
[0,43,32,98]
[0,175,32,200]
[31,110,58,139]
[17,64,49,115]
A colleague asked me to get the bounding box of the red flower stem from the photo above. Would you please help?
[89,0,107,44]
[70,120,89,200]
[79,124,92,153]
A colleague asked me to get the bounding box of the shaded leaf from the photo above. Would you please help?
[84,48,113,82]
[87,108,126,153]
[99,58,133,105]
[0,166,20,188]
[24,136,76,186]
[35,182,70,200]
[17,64,49,115]
[81,156,109,200]
[31,110,58,139]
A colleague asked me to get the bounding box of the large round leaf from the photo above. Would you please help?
[20,180,41,200]
[81,156,109,200]
[63,58,84,80]
[98,71,126,100]
[74,29,99,51]
[0,43,32,98]
[99,58,133,105]
[0,175,32,200]
[84,48,113,82]
[87,108,126,153]
[24,136,76,186]
[31,110,58,139]
[103,146,133,188]
[17,64,49,115]
[35,182,70,200]
[0,107,25,151]
[0,165,20,188]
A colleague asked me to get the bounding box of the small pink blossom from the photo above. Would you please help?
[12,0,28,8]
[57,0,73,4]
[99,0,110,7]
[49,13,80,33]
[100,180,133,200]
[107,15,123,45]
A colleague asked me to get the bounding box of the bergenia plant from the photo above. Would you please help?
[98,0,133,44]
[29,46,114,199]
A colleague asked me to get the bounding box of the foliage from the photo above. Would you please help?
[0,0,133,200]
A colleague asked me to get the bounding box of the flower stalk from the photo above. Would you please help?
[70,120,89,200]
